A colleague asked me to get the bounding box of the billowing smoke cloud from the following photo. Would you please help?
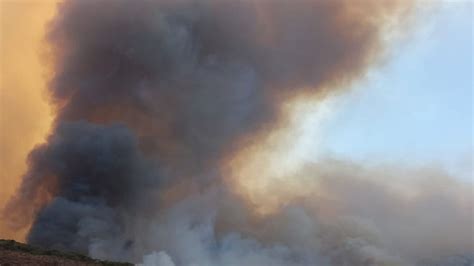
[2,0,472,265]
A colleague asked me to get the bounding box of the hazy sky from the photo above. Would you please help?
[301,2,472,179]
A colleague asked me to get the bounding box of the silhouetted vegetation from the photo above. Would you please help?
[0,239,132,265]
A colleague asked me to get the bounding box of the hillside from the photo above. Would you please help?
[0,239,132,266]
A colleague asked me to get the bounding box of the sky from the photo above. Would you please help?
[0,0,57,240]
[295,2,473,181]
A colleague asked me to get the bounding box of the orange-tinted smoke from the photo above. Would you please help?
[0,0,58,240]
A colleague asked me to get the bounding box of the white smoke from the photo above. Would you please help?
[132,160,472,266]
[139,252,175,266]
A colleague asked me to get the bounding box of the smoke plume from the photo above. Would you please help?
[3,0,472,265]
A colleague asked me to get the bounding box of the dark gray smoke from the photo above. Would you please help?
[4,0,472,265]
